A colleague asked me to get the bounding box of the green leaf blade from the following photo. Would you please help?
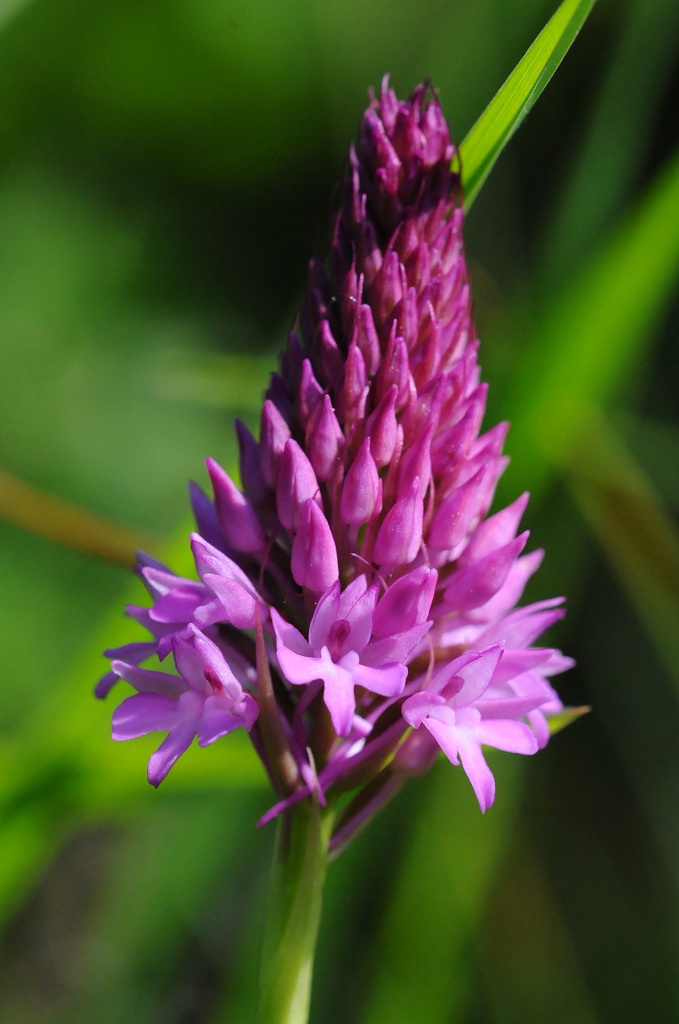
[460,0,596,209]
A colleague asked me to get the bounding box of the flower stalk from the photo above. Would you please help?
[257,799,336,1024]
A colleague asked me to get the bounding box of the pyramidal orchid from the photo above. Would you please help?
[97,78,573,1024]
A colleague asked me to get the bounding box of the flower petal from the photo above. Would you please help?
[200,574,258,629]
[402,690,447,729]
[191,626,245,702]
[198,693,257,745]
[476,718,538,756]
[450,645,504,706]
[308,582,341,650]
[276,645,327,687]
[147,720,198,787]
[318,660,356,737]
[371,566,437,639]
[339,584,378,657]
[112,693,183,740]
[443,533,528,611]
[149,584,205,624]
[360,621,432,667]
[110,660,187,699]
[271,608,313,658]
[172,635,210,693]
[346,658,407,697]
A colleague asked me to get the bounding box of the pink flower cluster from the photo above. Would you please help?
[98,79,570,843]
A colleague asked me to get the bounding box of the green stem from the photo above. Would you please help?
[257,799,335,1024]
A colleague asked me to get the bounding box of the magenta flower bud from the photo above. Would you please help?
[361,107,401,198]
[431,405,482,476]
[354,211,382,287]
[307,395,344,482]
[318,320,344,385]
[352,304,381,375]
[276,440,321,532]
[459,492,530,566]
[205,458,265,555]
[338,262,361,336]
[365,385,399,467]
[443,532,529,611]
[373,477,423,568]
[396,285,419,351]
[375,332,411,410]
[266,372,295,426]
[291,499,339,594]
[235,419,270,509]
[298,359,324,427]
[188,480,226,552]
[279,331,304,394]
[371,249,406,328]
[405,242,432,293]
[340,438,380,526]
[427,467,486,551]
[404,375,443,446]
[259,400,292,488]
[343,342,367,409]
[371,565,437,639]
[398,423,433,496]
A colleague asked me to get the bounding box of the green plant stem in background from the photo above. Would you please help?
[0,466,159,566]
[257,799,336,1024]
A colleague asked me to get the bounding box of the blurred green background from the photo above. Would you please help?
[0,0,678,1021]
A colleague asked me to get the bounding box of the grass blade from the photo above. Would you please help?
[460,0,596,210]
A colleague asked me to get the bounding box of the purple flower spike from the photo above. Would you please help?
[99,78,575,831]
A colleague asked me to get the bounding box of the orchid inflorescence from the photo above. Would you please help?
[97,78,571,851]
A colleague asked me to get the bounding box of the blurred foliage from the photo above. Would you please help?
[0,0,678,1022]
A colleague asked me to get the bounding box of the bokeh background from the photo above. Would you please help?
[0,0,678,1021]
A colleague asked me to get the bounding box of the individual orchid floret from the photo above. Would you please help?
[272,568,435,736]
[402,646,539,811]
[111,626,258,786]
